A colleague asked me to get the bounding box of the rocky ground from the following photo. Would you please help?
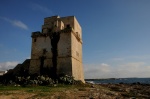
[0,83,150,99]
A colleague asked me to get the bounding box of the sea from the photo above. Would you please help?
[85,78,150,84]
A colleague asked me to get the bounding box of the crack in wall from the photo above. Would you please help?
[40,56,45,75]
[49,32,60,79]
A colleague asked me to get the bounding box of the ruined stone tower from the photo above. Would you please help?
[29,16,84,82]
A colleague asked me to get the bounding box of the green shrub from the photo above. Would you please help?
[1,74,83,86]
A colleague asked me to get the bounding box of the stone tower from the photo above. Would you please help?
[29,16,84,82]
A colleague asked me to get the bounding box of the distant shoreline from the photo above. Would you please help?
[85,78,150,84]
[85,77,150,80]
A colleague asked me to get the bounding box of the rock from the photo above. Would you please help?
[91,84,95,88]
[74,88,78,92]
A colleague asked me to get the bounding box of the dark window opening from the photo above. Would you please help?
[48,29,52,32]
[43,49,47,54]
[66,24,70,28]
[40,56,45,75]
[34,38,36,42]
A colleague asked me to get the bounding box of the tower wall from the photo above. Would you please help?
[30,35,53,75]
[57,32,72,76]
[71,30,84,82]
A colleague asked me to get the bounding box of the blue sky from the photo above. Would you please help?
[0,0,150,78]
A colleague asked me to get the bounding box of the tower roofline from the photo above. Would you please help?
[44,15,60,19]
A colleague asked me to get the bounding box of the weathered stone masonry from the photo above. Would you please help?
[29,16,84,82]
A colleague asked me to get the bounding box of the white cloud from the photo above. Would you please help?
[116,62,150,78]
[31,3,53,15]
[84,62,150,79]
[0,61,19,71]
[13,20,28,30]
[0,17,28,30]
[26,56,30,59]
[84,63,112,79]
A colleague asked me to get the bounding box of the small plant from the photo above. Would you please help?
[59,75,75,84]
[14,75,55,86]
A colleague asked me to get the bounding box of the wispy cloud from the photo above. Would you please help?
[0,17,29,30]
[112,55,150,61]
[0,61,19,71]
[84,62,150,79]
[31,3,53,15]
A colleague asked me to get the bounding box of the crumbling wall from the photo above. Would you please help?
[30,34,52,75]
[13,59,30,76]
[1,59,30,83]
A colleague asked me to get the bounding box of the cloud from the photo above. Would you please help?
[84,62,150,79]
[84,63,112,79]
[26,56,30,59]
[31,3,53,15]
[0,61,19,71]
[112,55,150,62]
[0,17,28,30]
[116,62,150,78]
